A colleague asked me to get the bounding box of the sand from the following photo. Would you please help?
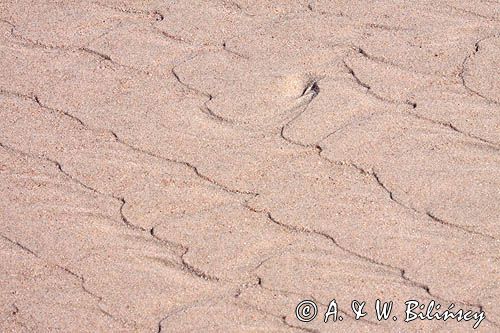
[0,0,499,332]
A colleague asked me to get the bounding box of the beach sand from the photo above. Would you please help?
[0,0,499,331]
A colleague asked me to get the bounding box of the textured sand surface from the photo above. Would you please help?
[0,1,499,332]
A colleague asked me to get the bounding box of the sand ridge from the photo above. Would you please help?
[0,0,499,332]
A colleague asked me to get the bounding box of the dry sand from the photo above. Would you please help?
[0,0,499,332]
